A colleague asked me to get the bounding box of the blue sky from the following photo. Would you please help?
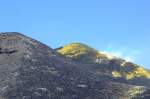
[0,0,150,68]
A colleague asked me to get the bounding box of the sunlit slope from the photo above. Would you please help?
[57,43,150,81]
[57,43,107,60]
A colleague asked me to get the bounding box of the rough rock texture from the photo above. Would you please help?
[57,43,150,87]
[0,32,149,99]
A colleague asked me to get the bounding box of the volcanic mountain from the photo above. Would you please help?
[0,32,149,99]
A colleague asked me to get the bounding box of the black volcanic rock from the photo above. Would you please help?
[0,32,149,99]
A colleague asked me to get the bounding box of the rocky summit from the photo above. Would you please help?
[0,32,150,99]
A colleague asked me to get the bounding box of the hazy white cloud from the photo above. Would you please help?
[101,44,140,62]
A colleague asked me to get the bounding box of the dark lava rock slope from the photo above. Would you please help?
[0,32,149,99]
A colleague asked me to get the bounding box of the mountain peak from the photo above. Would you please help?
[57,42,150,82]
[0,32,33,44]
[57,43,107,60]
[0,32,26,37]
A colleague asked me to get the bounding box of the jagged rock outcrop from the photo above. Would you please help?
[0,32,149,99]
